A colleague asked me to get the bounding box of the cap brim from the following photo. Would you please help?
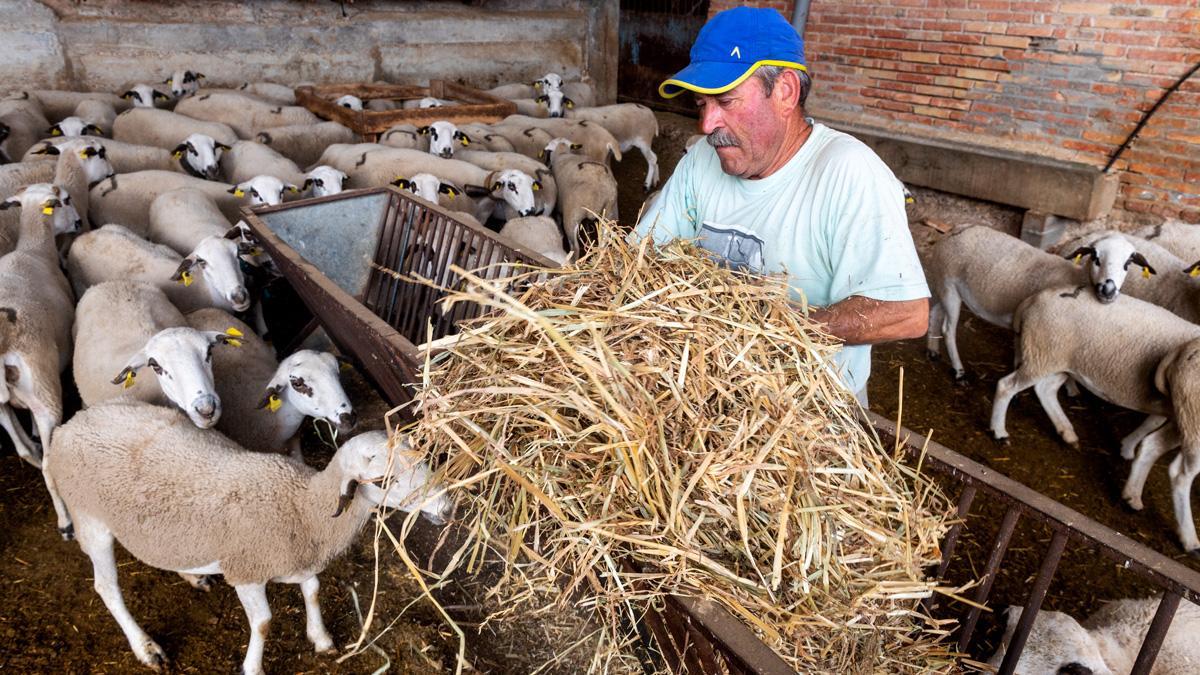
[659,59,809,99]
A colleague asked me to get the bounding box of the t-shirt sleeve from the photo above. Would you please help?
[819,143,929,304]
[633,146,700,245]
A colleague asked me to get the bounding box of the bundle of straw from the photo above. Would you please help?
[397,224,957,672]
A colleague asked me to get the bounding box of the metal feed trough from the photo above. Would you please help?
[241,190,1200,674]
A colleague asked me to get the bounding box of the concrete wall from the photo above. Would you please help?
[0,0,618,102]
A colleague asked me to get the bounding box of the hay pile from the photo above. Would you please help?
[395,226,958,672]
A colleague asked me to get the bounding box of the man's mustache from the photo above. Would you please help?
[707,129,740,147]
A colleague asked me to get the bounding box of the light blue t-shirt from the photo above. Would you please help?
[635,122,929,394]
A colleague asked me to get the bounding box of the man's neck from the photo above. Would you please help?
[749,115,814,180]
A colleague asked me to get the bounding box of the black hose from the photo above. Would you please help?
[1104,60,1200,173]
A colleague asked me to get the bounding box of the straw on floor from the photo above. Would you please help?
[387,224,958,672]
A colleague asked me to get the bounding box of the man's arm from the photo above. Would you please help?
[807,296,929,346]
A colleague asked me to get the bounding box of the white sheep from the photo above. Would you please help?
[88,170,240,235]
[334,94,363,111]
[989,597,1200,674]
[455,148,556,216]
[235,81,297,106]
[255,121,357,167]
[924,226,1152,380]
[163,70,205,100]
[565,101,660,189]
[73,281,239,427]
[419,120,472,159]
[219,140,305,185]
[113,108,238,150]
[147,187,236,255]
[45,405,451,675]
[12,137,112,239]
[47,116,104,138]
[468,123,554,160]
[0,186,77,535]
[1135,222,1200,262]
[561,80,596,107]
[454,123,517,153]
[498,216,569,265]
[379,123,424,151]
[120,84,172,109]
[167,133,229,181]
[29,90,130,123]
[188,307,356,455]
[24,137,176,175]
[535,73,564,91]
[228,174,299,206]
[301,166,347,198]
[390,173,475,215]
[499,114,623,165]
[174,91,319,139]
[543,138,618,256]
[68,224,251,314]
[72,98,118,137]
[0,95,53,160]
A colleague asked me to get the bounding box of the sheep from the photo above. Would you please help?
[543,138,618,256]
[0,95,52,160]
[400,96,455,109]
[24,136,193,175]
[379,123,424,151]
[565,102,660,189]
[499,216,569,265]
[14,138,112,235]
[68,224,251,314]
[112,107,237,152]
[219,140,305,185]
[561,80,596,108]
[498,114,623,165]
[72,98,118,137]
[229,175,299,207]
[390,173,478,217]
[366,98,399,111]
[924,226,1152,380]
[485,83,539,99]
[72,281,240,428]
[420,120,472,159]
[163,70,204,100]
[454,123,517,153]
[510,98,550,118]
[1,183,83,248]
[120,84,172,109]
[147,187,235,255]
[989,597,1200,674]
[168,132,229,181]
[302,166,347,198]
[235,81,297,106]
[469,123,555,160]
[1135,221,1200,262]
[188,307,356,455]
[29,90,130,122]
[1059,230,1200,324]
[0,186,77,535]
[45,405,451,675]
[535,73,564,91]
[47,116,104,138]
[255,121,356,167]
[334,94,363,111]
[88,170,240,236]
[175,92,319,139]
[455,148,557,216]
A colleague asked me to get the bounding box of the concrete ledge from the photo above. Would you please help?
[827,120,1120,222]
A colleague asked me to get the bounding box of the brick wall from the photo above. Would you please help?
[704,1,1200,225]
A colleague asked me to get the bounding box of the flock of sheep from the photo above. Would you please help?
[0,67,676,673]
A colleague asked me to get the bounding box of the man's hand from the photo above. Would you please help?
[806,296,929,346]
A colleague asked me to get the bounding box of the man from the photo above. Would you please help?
[635,6,929,404]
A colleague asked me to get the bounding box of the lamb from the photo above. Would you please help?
[420,120,472,159]
[68,224,251,314]
[188,307,356,454]
[989,598,1200,674]
[29,90,130,122]
[219,140,305,185]
[255,122,357,168]
[72,281,238,427]
[113,108,237,151]
[334,94,363,111]
[88,170,240,235]
[566,101,660,189]
[0,95,53,160]
[455,148,557,216]
[1058,230,1200,323]
[543,138,618,256]
[120,84,172,109]
[498,215,569,265]
[174,91,319,139]
[163,70,204,100]
[0,187,77,535]
[45,406,451,675]
[498,114,623,165]
[454,123,517,153]
[1135,221,1200,262]
[302,166,347,198]
[379,123,424,151]
[924,225,1151,380]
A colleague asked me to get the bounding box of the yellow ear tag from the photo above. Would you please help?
[79,151,90,160]
[123,371,136,389]
[173,150,183,159]
[234,189,245,198]
[267,394,282,412]
[180,270,194,287]
[250,246,263,256]
[51,128,61,136]
[41,206,54,215]
[1073,254,1082,265]
[461,138,470,146]
[905,196,914,204]
[1191,268,1200,278]
[339,361,352,372]
[1142,267,1152,279]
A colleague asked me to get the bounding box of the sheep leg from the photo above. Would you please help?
[77,515,167,669]
[990,371,1036,442]
[0,402,40,467]
[940,286,966,380]
[30,403,72,539]
[1123,423,1179,511]
[1032,372,1078,446]
[178,572,216,592]
[234,583,272,675]
[1121,414,1169,461]
[299,575,335,652]
[1168,446,1200,553]
[925,301,944,360]
[630,138,659,191]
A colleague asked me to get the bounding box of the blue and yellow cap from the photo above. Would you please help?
[659,7,808,99]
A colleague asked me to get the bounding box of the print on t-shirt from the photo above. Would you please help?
[698,221,765,274]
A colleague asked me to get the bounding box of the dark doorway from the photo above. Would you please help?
[618,0,709,114]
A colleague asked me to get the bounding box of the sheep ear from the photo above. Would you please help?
[256,383,285,410]
[31,143,60,156]
[222,224,247,240]
[172,143,188,159]
[48,125,62,136]
[228,185,246,197]
[1185,261,1200,278]
[84,124,105,137]
[111,351,148,387]
[1064,246,1095,265]
[0,197,19,211]
[438,183,459,197]
[214,142,231,152]
[390,177,411,190]
[570,142,583,151]
[302,178,314,190]
[331,479,357,518]
[161,76,172,85]
[565,97,575,109]
[1129,252,1156,276]
[463,184,491,199]
[170,257,198,284]
[417,126,431,135]
[536,95,548,104]
[120,91,136,100]
[1155,348,1181,396]
[195,72,206,80]
[153,90,171,101]
[538,149,546,160]
[490,181,502,192]
[286,183,300,194]
[532,180,542,191]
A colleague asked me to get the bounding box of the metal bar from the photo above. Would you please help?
[937,484,977,581]
[672,596,795,675]
[997,529,1069,675]
[958,506,1021,653]
[1130,591,1181,675]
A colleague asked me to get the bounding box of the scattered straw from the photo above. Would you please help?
[387,223,958,672]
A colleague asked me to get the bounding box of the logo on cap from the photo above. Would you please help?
[731,46,741,59]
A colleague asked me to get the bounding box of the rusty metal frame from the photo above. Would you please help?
[295,81,516,141]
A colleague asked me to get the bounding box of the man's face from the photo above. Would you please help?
[696,76,790,179]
